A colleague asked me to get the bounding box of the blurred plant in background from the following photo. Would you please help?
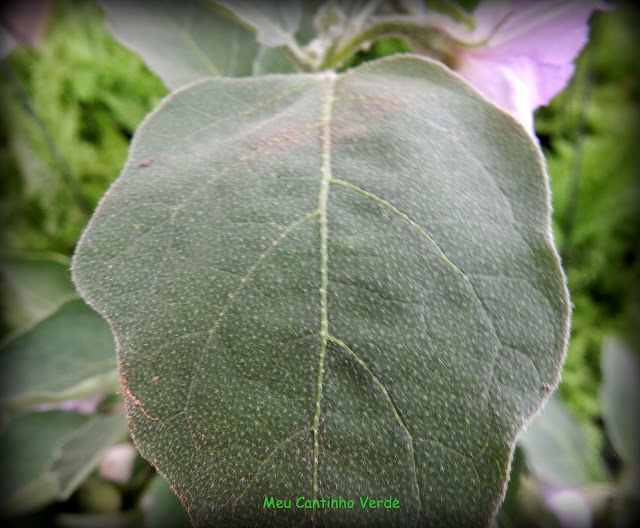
[0,1,638,526]
[1,0,167,258]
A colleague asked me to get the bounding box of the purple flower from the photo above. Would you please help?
[431,0,609,134]
[36,393,105,415]
[542,483,593,528]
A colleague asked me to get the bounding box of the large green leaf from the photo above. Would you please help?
[99,0,260,89]
[1,298,118,411]
[0,410,128,515]
[72,56,569,526]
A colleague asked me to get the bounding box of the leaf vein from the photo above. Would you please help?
[329,178,470,284]
[311,72,336,517]
[326,334,423,513]
[231,428,310,511]
[331,278,427,307]
[174,77,320,133]
[182,211,317,417]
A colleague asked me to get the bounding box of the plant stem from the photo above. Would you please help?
[320,17,460,70]
[282,45,315,73]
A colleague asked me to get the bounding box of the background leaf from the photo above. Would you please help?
[600,337,640,478]
[518,394,610,488]
[252,46,297,76]
[212,0,302,48]
[55,510,143,528]
[0,252,75,333]
[1,298,118,411]
[99,0,261,89]
[145,474,191,528]
[73,56,569,526]
[0,411,128,516]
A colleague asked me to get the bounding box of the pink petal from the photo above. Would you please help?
[443,0,608,134]
[460,50,577,111]
[482,1,602,63]
[456,54,536,133]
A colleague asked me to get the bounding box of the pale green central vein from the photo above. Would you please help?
[312,71,336,515]
[326,335,423,514]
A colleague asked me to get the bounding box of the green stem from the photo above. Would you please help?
[319,18,462,70]
[428,0,476,30]
[282,45,315,73]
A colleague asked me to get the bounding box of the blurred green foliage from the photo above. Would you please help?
[535,5,640,453]
[0,0,167,256]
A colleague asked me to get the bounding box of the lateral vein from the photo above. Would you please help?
[330,178,470,284]
[326,334,423,514]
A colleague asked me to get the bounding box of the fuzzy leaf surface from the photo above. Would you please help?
[73,56,569,526]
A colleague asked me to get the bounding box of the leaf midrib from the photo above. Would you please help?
[311,72,426,521]
[311,71,335,514]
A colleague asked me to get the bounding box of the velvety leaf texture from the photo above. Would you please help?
[72,56,570,527]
